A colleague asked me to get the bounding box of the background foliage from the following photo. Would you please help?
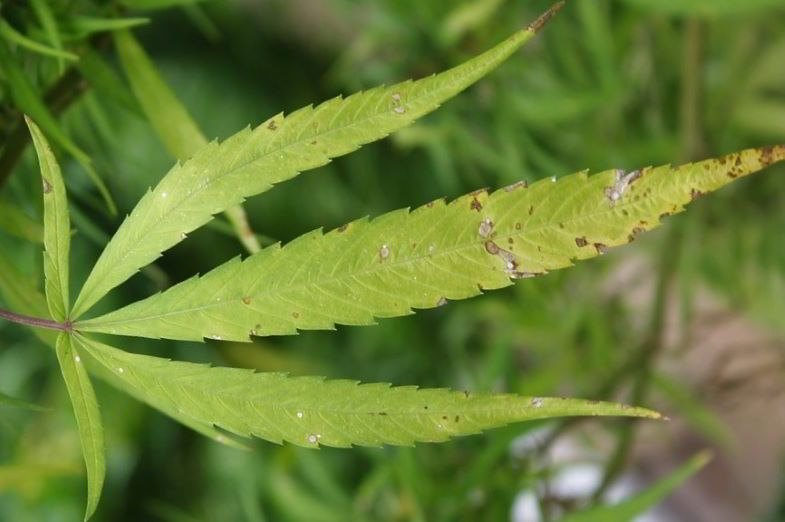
[1,0,784,520]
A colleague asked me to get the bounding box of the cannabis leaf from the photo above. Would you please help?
[77,146,785,341]
[71,3,562,318]
[75,334,661,448]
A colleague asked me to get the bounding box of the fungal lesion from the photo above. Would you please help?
[391,92,406,114]
[484,240,542,279]
[604,169,641,207]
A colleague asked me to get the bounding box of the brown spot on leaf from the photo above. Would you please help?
[241,296,252,305]
[337,224,348,233]
[575,237,588,247]
[292,312,300,319]
[690,188,704,201]
[627,227,645,243]
[485,240,500,255]
[515,222,522,230]
[659,212,671,221]
[470,197,482,211]
[267,120,278,131]
[528,205,534,216]
[42,179,52,194]
[594,243,609,255]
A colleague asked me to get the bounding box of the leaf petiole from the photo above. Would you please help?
[0,307,71,331]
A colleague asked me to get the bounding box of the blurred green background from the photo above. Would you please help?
[1,0,785,520]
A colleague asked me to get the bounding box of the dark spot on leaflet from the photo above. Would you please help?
[621,209,629,216]
[310,140,317,145]
[639,220,648,227]
[508,237,514,245]
[378,412,387,416]
[558,222,565,229]
[627,227,645,243]
[528,205,534,216]
[575,237,588,247]
[464,391,470,398]
[454,415,460,422]
[659,212,671,221]
[594,243,609,255]
[337,224,348,232]
[485,240,500,255]
[267,120,278,131]
[426,201,435,208]
[515,222,522,230]
[470,197,483,211]
[42,178,52,194]
[442,416,448,420]
[292,312,300,319]
[242,296,252,305]
[424,405,429,410]
[690,188,704,201]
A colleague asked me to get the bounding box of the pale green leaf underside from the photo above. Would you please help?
[55,334,105,521]
[75,334,660,449]
[78,147,785,342]
[559,451,711,522]
[72,16,549,318]
[26,117,71,322]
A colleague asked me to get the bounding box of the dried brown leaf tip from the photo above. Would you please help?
[528,1,565,33]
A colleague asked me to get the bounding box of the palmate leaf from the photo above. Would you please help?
[75,334,661,449]
[55,334,105,521]
[26,117,71,322]
[77,146,785,341]
[71,3,564,318]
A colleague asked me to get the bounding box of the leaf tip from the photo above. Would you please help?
[528,1,566,33]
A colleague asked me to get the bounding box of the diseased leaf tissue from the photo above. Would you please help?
[1,3,783,519]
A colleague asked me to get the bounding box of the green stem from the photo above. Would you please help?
[0,307,71,332]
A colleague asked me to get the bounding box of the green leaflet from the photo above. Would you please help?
[71,5,560,318]
[78,146,785,341]
[113,29,260,254]
[559,451,711,522]
[55,334,105,521]
[27,118,71,322]
[75,334,661,448]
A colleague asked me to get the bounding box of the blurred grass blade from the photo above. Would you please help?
[30,0,66,70]
[78,147,785,341]
[77,50,143,116]
[0,19,77,61]
[0,202,44,243]
[26,117,71,321]
[559,451,712,522]
[622,0,785,15]
[55,334,105,521]
[0,43,117,215]
[113,29,259,254]
[76,334,661,448]
[120,0,208,9]
[72,5,563,318]
[65,16,150,39]
[0,390,47,411]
